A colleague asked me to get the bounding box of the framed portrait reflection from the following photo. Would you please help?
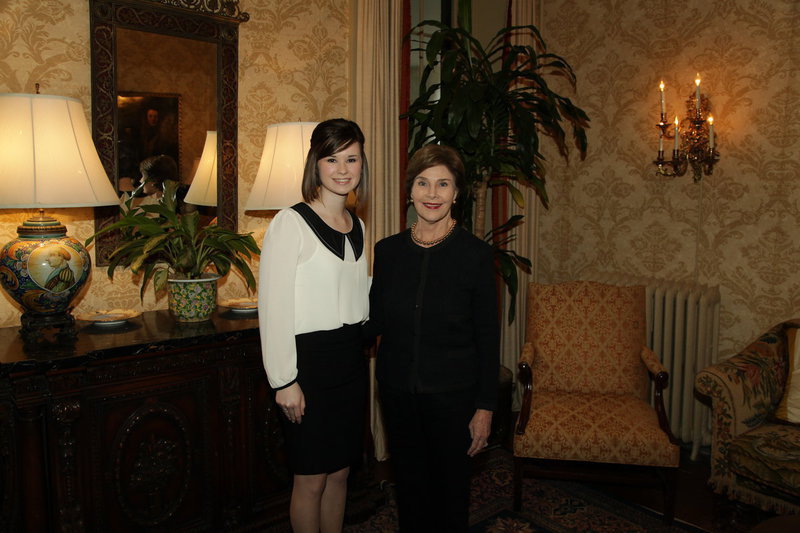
[116,92,181,192]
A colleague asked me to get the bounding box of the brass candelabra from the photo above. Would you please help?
[654,76,719,182]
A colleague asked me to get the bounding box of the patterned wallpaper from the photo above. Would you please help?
[534,0,800,358]
[0,0,350,328]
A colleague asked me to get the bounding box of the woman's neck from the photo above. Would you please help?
[308,194,352,233]
[412,217,456,247]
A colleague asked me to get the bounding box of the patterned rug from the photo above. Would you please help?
[343,448,706,533]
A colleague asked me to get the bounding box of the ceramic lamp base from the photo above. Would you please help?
[0,213,91,326]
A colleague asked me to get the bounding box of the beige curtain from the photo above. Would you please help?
[352,0,403,461]
[499,0,541,410]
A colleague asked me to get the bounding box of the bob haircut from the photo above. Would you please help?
[405,143,466,198]
[301,118,369,203]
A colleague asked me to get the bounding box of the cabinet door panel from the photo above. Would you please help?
[82,376,216,532]
[0,398,18,531]
[243,363,290,524]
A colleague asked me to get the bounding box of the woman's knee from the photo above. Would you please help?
[293,473,328,498]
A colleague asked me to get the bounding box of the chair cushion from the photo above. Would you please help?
[728,423,800,499]
[514,390,680,467]
[774,327,800,424]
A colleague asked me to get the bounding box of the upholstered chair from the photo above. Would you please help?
[694,319,800,515]
[513,281,681,523]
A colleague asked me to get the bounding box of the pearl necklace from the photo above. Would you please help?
[411,218,456,247]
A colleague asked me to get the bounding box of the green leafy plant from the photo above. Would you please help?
[86,180,260,300]
[405,12,589,322]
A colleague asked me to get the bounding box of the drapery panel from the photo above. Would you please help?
[352,0,403,461]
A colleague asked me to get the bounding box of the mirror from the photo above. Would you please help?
[90,0,249,265]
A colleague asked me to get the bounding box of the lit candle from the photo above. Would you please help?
[695,74,701,113]
[659,81,666,118]
[674,116,680,152]
[708,116,714,150]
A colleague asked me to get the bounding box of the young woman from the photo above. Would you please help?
[258,119,369,533]
[368,144,499,533]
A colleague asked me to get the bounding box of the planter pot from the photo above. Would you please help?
[167,274,220,322]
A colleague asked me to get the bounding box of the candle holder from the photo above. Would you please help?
[654,90,719,182]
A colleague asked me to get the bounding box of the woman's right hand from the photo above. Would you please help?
[276,382,305,423]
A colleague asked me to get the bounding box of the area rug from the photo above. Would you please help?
[343,448,706,533]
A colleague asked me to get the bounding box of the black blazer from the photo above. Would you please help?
[368,227,499,410]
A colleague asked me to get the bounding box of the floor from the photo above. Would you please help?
[371,438,782,533]
[587,444,780,533]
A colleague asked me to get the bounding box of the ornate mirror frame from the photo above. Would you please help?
[90,0,249,265]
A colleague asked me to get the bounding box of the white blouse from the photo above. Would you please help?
[257,205,369,389]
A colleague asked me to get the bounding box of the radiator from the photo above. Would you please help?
[586,273,721,459]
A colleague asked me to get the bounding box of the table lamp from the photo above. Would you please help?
[0,92,120,332]
[245,122,317,210]
[184,130,217,206]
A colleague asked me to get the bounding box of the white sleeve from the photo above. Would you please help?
[258,210,301,389]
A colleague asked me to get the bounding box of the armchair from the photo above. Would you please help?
[513,281,681,522]
[694,319,800,514]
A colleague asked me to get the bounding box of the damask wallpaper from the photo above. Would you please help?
[534,0,800,358]
[0,0,351,328]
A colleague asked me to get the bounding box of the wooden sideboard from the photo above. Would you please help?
[0,309,291,532]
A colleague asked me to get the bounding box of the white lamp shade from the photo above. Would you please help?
[0,93,120,208]
[184,130,217,206]
[245,122,318,210]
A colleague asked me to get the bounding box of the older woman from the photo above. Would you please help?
[368,144,499,533]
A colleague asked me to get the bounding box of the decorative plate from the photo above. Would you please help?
[76,309,141,326]
[220,297,258,313]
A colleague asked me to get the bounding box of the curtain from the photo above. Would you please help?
[352,0,403,461]
[499,0,541,410]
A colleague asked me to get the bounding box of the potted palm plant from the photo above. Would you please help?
[86,179,260,322]
[405,4,589,322]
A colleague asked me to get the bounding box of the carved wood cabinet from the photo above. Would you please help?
[0,310,290,532]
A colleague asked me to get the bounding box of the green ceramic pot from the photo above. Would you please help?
[166,274,220,322]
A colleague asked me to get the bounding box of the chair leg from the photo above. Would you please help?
[660,466,677,524]
[513,457,523,511]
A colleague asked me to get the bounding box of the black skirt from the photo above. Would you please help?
[282,323,366,475]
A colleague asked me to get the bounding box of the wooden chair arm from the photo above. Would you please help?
[515,342,535,435]
[641,346,678,444]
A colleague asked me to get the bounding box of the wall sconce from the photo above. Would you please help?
[0,92,120,335]
[654,75,719,182]
[245,122,318,210]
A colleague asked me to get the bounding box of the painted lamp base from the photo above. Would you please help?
[0,215,90,319]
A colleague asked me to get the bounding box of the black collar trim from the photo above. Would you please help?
[291,203,363,260]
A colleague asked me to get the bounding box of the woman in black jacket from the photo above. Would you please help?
[368,144,499,533]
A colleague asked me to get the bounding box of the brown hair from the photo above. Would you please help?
[301,119,369,203]
[405,144,466,200]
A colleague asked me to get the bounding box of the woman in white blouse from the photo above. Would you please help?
[258,119,369,533]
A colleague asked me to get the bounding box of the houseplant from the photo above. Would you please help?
[86,179,260,321]
[405,5,589,321]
